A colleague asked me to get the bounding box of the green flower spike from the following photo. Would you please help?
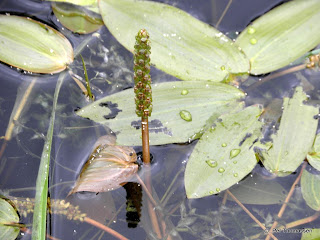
[134,29,152,118]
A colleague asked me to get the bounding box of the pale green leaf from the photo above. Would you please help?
[76,81,245,146]
[236,0,320,75]
[185,105,263,199]
[98,0,249,82]
[45,0,97,6]
[258,87,318,176]
[52,2,103,34]
[0,198,20,240]
[301,229,320,240]
[227,174,287,205]
[301,169,320,211]
[0,15,73,74]
[307,133,320,171]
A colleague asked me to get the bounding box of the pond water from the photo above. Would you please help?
[0,0,320,240]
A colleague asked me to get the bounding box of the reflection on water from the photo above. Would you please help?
[0,0,320,239]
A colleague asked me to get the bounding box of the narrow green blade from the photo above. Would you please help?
[0,15,73,74]
[0,199,20,240]
[259,87,318,176]
[98,0,249,82]
[185,105,263,198]
[76,81,245,145]
[236,0,320,74]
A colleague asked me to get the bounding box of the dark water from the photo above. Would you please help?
[0,0,320,240]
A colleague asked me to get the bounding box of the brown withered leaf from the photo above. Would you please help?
[69,135,138,194]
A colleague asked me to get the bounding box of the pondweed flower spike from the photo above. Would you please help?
[134,29,152,164]
[133,30,162,238]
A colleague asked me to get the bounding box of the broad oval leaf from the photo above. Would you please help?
[236,0,320,75]
[0,15,73,73]
[185,105,263,199]
[52,2,103,34]
[301,229,320,240]
[45,0,97,6]
[301,169,320,211]
[99,0,249,82]
[307,133,320,171]
[258,87,318,176]
[227,173,287,205]
[76,81,245,146]
[69,135,138,194]
[0,198,20,240]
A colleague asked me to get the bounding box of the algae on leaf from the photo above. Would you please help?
[258,87,318,176]
[76,81,244,146]
[236,0,320,75]
[98,0,249,82]
[301,169,320,211]
[185,105,263,199]
[0,15,73,74]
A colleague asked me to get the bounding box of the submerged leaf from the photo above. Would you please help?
[236,0,320,74]
[228,174,287,205]
[52,2,103,34]
[76,81,245,146]
[69,135,138,194]
[258,87,318,176]
[307,133,320,171]
[0,15,73,73]
[185,105,263,198]
[0,199,20,240]
[301,169,320,211]
[99,0,249,81]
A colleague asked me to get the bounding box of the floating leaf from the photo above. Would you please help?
[69,135,138,194]
[98,0,249,81]
[0,198,20,240]
[76,81,245,146]
[52,2,103,34]
[45,0,97,6]
[258,87,318,176]
[307,133,320,171]
[0,15,73,74]
[236,0,320,75]
[185,105,263,199]
[227,174,287,205]
[301,169,320,211]
[301,229,320,240]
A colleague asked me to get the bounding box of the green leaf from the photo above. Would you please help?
[0,15,73,74]
[98,0,249,82]
[236,0,320,75]
[76,81,245,146]
[301,169,320,211]
[0,199,20,240]
[45,0,97,6]
[185,105,263,199]
[227,174,287,205]
[32,73,65,240]
[52,2,103,34]
[258,87,318,176]
[307,133,320,171]
[301,229,320,240]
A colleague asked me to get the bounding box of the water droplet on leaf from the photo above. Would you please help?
[206,160,217,168]
[247,26,256,34]
[250,38,257,45]
[180,110,192,122]
[230,149,241,159]
[181,89,189,95]
[216,188,221,192]
[233,173,238,177]
[221,143,227,147]
[218,167,225,173]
